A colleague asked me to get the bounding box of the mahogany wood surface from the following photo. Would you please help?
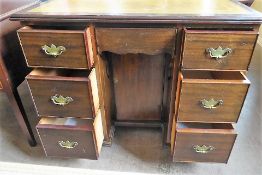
[96,28,177,55]
[26,69,99,119]
[18,26,94,69]
[182,29,258,70]
[111,53,165,121]
[173,123,237,163]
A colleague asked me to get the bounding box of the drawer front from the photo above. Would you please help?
[96,28,177,55]
[177,72,250,123]
[36,111,104,159]
[27,70,99,118]
[18,27,94,69]
[182,30,258,70]
[174,129,237,163]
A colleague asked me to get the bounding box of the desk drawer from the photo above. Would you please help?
[18,26,94,69]
[182,29,258,70]
[96,28,176,55]
[36,111,104,159]
[175,71,249,123]
[173,123,236,163]
[26,69,99,119]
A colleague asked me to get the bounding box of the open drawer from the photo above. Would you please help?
[26,68,99,119]
[36,110,104,159]
[173,123,237,163]
[182,28,258,70]
[175,71,250,123]
[18,26,95,69]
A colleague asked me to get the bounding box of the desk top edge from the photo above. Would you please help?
[10,0,262,24]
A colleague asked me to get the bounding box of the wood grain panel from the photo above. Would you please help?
[18,26,94,69]
[26,69,99,119]
[182,29,258,70]
[112,53,165,121]
[96,28,176,55]
[177,71,250,123]
[173,123,237,163]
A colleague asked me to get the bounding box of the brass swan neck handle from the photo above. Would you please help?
[42,44,66,57]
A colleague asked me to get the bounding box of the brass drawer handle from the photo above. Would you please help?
[200,98,223,109]
[41,44,66,57]
[206,46,232,60]
[51,94,73,106]
[193,145,215,154]
[58,140,78,149]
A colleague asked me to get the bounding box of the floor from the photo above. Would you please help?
[0,43,261,175]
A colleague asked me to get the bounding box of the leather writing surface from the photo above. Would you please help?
[29,0,250,15]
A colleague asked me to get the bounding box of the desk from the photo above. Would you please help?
[11,0,262,162]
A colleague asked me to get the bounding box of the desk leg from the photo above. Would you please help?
[6,88,36,146]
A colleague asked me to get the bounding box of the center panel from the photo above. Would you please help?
[111,53,165,121]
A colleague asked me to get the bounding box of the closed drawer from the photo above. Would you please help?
[182,29,258,70]
[173,123,237,163]
[96,28,177,55]
[175,71,250,123]
[26,68,99,118]
[18,26,94,69]
[36,110,104,159]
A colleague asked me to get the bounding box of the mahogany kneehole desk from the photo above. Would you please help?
[11,0,262,163]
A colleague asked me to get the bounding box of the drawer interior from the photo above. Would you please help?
[28,68,91,79]
[177,123,234,129]
[181,70,248,81]
[39,117,93,129]
[177,122,235,133]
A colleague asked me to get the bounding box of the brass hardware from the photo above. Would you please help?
[51,94,73,106]
[200,98,223,109]
[58,140,78,149]
[193,145,215,154]
[41,44,66,57]
[206,46,232,60]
